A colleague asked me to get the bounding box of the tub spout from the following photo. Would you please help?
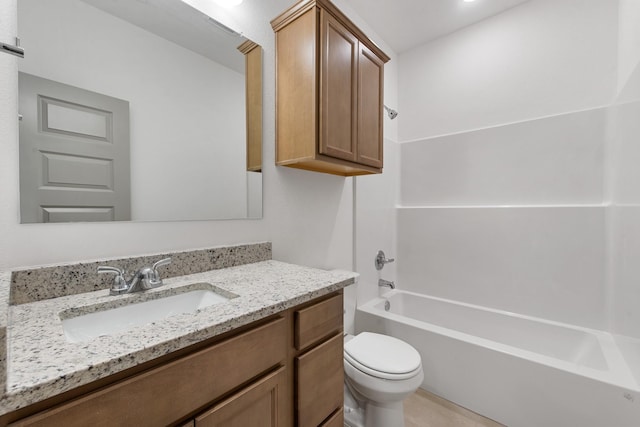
[378,279,395,289]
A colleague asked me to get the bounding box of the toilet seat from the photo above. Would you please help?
[344,332,422,380]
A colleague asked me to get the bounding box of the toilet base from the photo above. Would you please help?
[364,400,405,427]
[344,382,406,427]
[344,382,365,427]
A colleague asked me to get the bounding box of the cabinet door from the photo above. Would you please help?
[320,408,344,427]
[296,334,343,427]
[195,367,287,427]
[357,43,384,168]
[319,10,358,163]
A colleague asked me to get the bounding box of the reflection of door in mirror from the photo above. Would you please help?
[19,72,131,223]
[17,0,263,222]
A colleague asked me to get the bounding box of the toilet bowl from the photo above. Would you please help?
[343,332,424,427]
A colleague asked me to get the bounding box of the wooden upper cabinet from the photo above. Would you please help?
[320,10,358,163]
[357,43,384,168]
[272,0,390,177]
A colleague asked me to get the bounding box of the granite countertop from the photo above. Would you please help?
[0,260,357,415]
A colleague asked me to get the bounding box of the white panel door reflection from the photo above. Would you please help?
[19,72,130,223]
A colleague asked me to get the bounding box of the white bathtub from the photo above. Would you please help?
[356,290,640,427]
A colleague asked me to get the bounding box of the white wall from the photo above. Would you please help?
[398,0,618,141]
[617,0,640,94]
[400,108,606,206]
[398,206,606,328]
[1,0,395,272]
[396,108,608,327]
[609,2,640,339]
[246,172,262,219]
[19,0,247,221]
[354,137,399,328]
[393,0,618,330]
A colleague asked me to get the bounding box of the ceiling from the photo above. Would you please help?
[345,0,531,53]
[83,0,247,73]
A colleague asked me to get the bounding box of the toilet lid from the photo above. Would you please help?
[344,332,421,378]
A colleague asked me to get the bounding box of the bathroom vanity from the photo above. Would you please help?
[0,244,355,426]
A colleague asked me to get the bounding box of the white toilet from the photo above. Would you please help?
[343,332,424,427]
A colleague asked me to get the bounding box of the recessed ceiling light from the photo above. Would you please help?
[463,0,477,2]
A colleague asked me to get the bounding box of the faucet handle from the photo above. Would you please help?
[152,257,171,270]
[97,265,124,275]
[98,265,128,294]
[375,250,395,271]
[148,257,171,286]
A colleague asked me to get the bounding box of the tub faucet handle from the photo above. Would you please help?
[375,250,395,270]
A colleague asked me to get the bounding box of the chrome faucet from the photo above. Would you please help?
[378,279,395,289]
[98,257,172,296]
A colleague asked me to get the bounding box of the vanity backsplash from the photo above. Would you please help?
[10,242,271,305]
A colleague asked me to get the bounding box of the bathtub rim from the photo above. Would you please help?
[358,289,639,392]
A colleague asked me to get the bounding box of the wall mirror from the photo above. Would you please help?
[18,0,262,223]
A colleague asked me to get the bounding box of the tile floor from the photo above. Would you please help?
[404,389,505,427]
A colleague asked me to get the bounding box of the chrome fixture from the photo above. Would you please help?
[1,37,24,58]
[383,105,398,120]
[375,250,395,270]
[98,257,172,296]
[378,279,395,289]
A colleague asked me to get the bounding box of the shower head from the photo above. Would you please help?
[384,105,398,120]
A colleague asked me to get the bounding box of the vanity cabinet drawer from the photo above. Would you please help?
[320,408,344,427]
[195,367,286,427]
[295,333,343,427]
[11,318,286,427]
[295,294,343,350]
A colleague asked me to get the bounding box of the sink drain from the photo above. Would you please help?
[384,300,390,311]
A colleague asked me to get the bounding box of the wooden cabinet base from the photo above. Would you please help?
[5,292,345,427]
[10,319,286,427]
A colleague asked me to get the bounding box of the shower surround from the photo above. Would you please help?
[354,0,640,425]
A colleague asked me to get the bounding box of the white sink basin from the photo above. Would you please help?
[61,287,231,343]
